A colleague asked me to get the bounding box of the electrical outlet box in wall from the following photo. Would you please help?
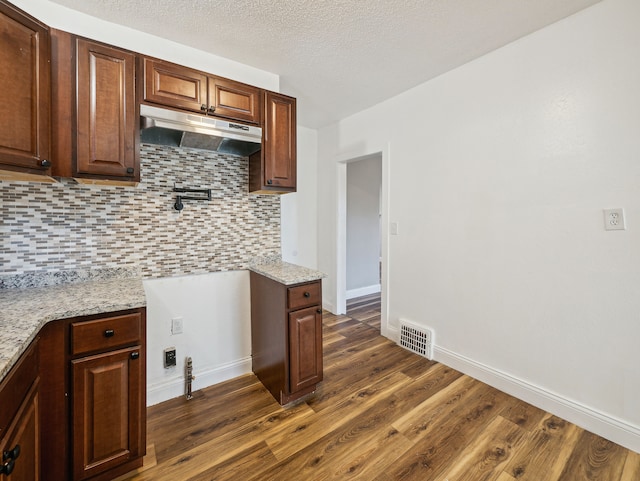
[164,347,176,368]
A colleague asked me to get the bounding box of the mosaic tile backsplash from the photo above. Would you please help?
[0,144,281,278]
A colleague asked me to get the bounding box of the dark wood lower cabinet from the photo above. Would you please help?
[38,308,146,481]
[72,346,144,481]
[0,340,39,481]
[288,306,323,393]
[250,272,323,405]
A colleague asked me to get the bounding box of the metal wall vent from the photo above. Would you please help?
[398,321,434,360]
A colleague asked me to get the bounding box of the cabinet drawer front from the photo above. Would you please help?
[288,282,321,310]
[71,313,142,356]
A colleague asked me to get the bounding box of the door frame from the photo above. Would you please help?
[335,143,392,339]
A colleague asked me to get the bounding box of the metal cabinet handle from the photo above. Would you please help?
[104,329,115,338]
[3,445,20,462]
[303,292,311,298]
[1,444,20,475]
[131,351,140,360]
[126,167,134,174]
[40,159,51,168]
[317,309,323,314]
[200,104,207,112]
[0,459,15,475]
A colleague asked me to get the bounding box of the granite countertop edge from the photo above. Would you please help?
[248,259,326,286]
[0,271,146,384]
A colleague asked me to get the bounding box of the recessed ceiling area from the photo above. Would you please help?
[50,0,601,128]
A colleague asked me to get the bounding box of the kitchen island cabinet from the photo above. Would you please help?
[0,0,51,179]
[250,262,324,405]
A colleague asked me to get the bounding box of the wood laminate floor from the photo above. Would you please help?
[120,294,639,481]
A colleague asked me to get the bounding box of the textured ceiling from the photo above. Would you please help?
[50,0,601,128]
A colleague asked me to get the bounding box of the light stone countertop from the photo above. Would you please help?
[0,270,146,384]
[249,258,325,285]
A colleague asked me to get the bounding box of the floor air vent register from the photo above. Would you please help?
[398,320,434,360]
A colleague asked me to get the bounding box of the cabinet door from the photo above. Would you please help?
[143,58,207,113]
[71,346,144,481]
[0,1,50,173]
[76,38,137,179]
[288,306,323,393]
[0,381,39,481]
[263,91,297,191]
[208,77,261,124]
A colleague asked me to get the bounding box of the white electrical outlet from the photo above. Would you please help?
[171,317,184,334]
[603,208,626,231]
[390,222,399,235]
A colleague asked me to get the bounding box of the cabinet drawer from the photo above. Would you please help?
[288,282,321,310]
[71,313,142,356]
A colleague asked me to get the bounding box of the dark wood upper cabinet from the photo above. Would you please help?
[51,31,139,182]
[75,39,137,179]
[0,0,51,175]
[249,91,297,193]
[143,57,261,124]
[143,58,207,113]
[208,77,261,124]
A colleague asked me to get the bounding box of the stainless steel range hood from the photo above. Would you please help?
[140,104,262,157]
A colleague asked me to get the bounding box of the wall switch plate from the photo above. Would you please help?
[390,222,399,235]
[603,208,625,231]
[171,317,183,334]
[164,347,176,368]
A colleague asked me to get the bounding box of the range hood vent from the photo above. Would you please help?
[140,104,262,157]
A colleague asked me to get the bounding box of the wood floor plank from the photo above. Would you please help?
[499,396,548,432]
[186,441,278,481]
[327,428,414,480]
[502,414,581,480]
[385,386,514,479]
[434,415,527,481]
[620,450,640,481]
[557,430,628,481]
[266,371,413,461]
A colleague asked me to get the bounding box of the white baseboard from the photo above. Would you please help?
[146,356,252,406]
[346,284,381,300]
[433,345,640,454]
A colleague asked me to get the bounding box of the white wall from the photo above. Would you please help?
[10,0,278,90]
[317,0,640,452]
[281,126,319,269]
[143,271,251,405]
[346,155,382,296]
